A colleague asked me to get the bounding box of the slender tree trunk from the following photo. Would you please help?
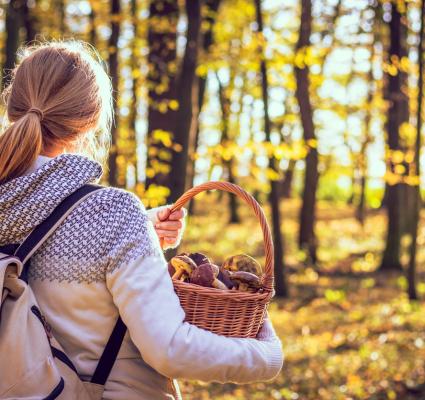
[217,77,240,223]
[145,0,179,191]
[168,0,201,203]
[295,0,318,263]
[3,0,24,89]
[356,41,375,225]
[407,0,424,300]
[380,1,409,271]
[57,0,66,35]
[107,0,121,186]
[23,0,37,42]
[281,159,296,199]
[89,1,96,46]
[188,0,221,215]
[255,0,287,297]
[128,0,140,186]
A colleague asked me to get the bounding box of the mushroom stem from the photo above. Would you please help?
[238,283,249,292]
[172,270,184,280]
[212,279,228,290]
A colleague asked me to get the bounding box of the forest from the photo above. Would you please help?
[3,0,425,398]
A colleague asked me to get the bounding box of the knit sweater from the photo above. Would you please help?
[0,154,283,400]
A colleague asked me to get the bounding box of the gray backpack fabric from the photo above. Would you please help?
[0,185,126,399]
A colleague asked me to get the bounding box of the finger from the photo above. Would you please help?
[155,221,182,231]
[155,229,179,238]
[164,237,177,244]
[157,207,172,222]
[167,209,185,221]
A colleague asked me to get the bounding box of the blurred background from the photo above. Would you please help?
[3,0,425,398]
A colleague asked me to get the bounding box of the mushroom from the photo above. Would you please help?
[170,255,197,281]
[188,252,210,266]
[190,263,228,290]
[217,266,235,289]
[230,271,262,293]
[167,261,176,277]
[222,254,262,276]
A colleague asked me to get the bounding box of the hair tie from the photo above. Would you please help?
[27,107,44,121]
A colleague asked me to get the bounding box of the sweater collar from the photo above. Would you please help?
[0,153,103,245]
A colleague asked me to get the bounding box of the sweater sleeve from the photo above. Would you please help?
[105,190,283,383]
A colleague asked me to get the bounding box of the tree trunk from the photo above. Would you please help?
[217,77,240,223]
[145,0,179,191]
[23,0,37,42]
[3,0,25,89]
[57,0,66,35]
[89,1,96,46]
[295,0,318,264]
[168,0,201,203]
[407,0,424,300]
[356,40,375,225]
[380,1,409,271]
[281,159,296,198]
[255,0,287,298]
[128,0,140,186]
[188,0,221,215]
[107,0,121,186]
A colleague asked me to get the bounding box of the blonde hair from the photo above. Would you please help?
[0,40,113,184]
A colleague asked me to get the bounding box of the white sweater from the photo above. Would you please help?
[0,154,283,399]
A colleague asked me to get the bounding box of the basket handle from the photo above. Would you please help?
[160,181,274,292]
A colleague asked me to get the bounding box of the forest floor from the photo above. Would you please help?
[175,194,425,400]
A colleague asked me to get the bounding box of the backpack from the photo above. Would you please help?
[0,184,127,399]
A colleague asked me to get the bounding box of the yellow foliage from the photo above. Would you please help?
[399,122,416,145]
[168,99,179,110]
[152,129,173,147]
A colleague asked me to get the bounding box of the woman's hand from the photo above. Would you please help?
[154,208,186,247]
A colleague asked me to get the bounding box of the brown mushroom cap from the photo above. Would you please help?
[190,263,217,287]
[188,252,210,266]
[222,254,262,275]
[217,266,235,289]
[230,271,262,289]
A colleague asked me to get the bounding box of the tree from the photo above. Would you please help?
[380,0,409,271]
[294,0,318,263]
[127,0,140,185]
[217,74,240,223]
[407,0,424,300]
[254,0,287,297]
[107,0,121,186]
[88,0,97,46]
[145,0,179,192]
[168,0,202,203]
[187,0,221,214]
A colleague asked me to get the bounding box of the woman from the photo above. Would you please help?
[0,41,283,399]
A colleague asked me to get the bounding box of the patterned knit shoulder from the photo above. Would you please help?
[0,154,161,284]
[29,186,162,284]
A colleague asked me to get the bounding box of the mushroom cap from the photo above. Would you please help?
[222,254,262,275]
[188,252,210,266]
[190,263,217,287]
[170,255,197,275]
[217,266,234,289]
[230,271,261,289]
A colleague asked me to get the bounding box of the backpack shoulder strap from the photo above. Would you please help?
[15,183,127,385]
[15,184,103,266]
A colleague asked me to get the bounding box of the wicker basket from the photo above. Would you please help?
[162,181,275,338]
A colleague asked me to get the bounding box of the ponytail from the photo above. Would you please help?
[0,113,43,184]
